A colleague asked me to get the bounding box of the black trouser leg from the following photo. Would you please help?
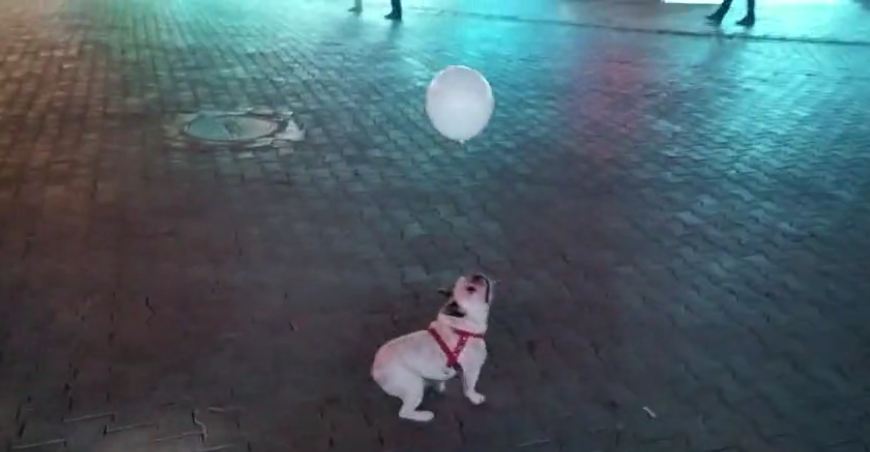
[706,0,731,22]
[385,0,402,19]
[735,0,756,25]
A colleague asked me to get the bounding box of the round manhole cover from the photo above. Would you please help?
[184,114,279,142]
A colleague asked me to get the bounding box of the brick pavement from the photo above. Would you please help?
[371,0,870,46]
[1,0,870,450]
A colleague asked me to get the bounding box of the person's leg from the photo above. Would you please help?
[706,0,733,23]
[385,0,402,19]
[737,0,756,26]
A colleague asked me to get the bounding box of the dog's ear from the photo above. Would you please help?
[437,288,452,298]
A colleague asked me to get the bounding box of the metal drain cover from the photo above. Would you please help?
[184,114,279,142]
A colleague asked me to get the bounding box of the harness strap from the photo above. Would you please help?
[428,327,485,369]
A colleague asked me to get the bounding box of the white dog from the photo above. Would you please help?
[371,273,494,422]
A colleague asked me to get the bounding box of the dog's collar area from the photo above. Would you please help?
[450,327,485,338]
[428,327,485,370]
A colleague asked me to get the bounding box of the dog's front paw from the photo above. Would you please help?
[400,410,435,422]
[466,391,486,405]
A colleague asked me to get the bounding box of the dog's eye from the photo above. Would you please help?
[466,286,476,293]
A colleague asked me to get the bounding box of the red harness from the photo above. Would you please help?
[428,327,485,370]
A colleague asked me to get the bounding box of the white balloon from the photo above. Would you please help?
[425,65,494,143]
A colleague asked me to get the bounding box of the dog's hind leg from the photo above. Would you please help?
[397,378,434,422]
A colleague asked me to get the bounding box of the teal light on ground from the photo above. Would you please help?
[662,0,839,3]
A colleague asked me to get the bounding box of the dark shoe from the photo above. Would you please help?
[348,5,362,12]
[385,10,402,20]
[706,11,724,24]
[736,15,755,26]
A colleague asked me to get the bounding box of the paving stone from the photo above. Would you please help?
[1,0,870,450]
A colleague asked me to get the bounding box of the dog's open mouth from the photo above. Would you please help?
[470,273,492,303]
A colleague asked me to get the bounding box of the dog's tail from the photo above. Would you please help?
[371,362,386,385]
[370,349,390,387]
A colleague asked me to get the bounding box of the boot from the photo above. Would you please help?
[736,14,755,26]
[385,0,402,20]
[706,9,725,24]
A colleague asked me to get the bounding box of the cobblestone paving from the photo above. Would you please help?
[384,0,870,46]
[1,0,869,450]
